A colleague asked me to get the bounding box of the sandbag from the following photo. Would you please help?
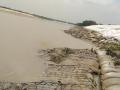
[103,78,120,88]
[106,85,120,90]
[102,72,120,80]
[100,62,114,67]
[101,64,114,69]
[99,59,110,63]
[83,61,99,69]
[100,61,114,66]
[101,67,117,74]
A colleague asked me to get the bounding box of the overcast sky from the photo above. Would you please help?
[0,0,120,24]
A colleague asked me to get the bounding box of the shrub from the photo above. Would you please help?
[114,60,120,66]
[101,42,120,51]
[77,20,97,26]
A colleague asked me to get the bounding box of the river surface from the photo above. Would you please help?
[0,8,93,82]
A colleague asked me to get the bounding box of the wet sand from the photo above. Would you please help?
[0,9,93,82]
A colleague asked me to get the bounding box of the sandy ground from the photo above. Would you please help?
[0,9,93,82]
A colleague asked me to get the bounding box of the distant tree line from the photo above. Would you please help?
[76,20,98,26]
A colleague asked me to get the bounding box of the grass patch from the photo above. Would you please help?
[100,42,120,51]
[114,59,120,66]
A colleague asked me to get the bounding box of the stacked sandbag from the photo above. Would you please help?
[97,50,120,90]
[0,81,62,90]
[40,48,100,90]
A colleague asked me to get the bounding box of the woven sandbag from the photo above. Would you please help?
[106,85,120,90]
[82,60,99,69]
[103,78,120,88]
[73,59,99,68]
[90,61,99,69]
[74,60,99,71]
[102,72,120,80]
[99,59,109,63]
[101,63,114,68]
[100,61,114,66]
[101,62,114,67]
[101,67,117,74]
[101,65,114,69]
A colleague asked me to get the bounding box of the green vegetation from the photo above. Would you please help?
[114,59,120,66]
[100,42,120,51]
[76,20,97,26]
[100,42,120,65]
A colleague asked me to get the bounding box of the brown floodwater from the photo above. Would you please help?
[0,9,93,82]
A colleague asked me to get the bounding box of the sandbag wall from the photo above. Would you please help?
[41,48,100,90]
[97,50,120,90]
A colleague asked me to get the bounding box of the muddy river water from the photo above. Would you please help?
[0,9,93,82]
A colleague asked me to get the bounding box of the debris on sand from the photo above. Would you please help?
[38,48,98,64]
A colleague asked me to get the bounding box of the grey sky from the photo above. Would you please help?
[0,0,120,24]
